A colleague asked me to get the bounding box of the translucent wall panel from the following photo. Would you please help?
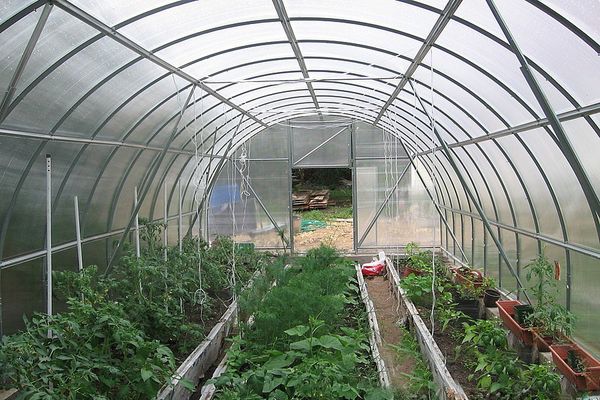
[571,252,600,356]
[208,158,289,249]
[1,260,43,335]
[356,159,437,249]
[291,117,351,167]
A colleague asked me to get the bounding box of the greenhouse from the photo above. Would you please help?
[1,0,599,398]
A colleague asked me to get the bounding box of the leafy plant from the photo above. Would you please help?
[214,246,386,399]
[401,274,433,304]
[524,254,575,338]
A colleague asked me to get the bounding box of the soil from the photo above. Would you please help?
[365,276,416,388]
[417,304,483,398]
[294,220,353,252]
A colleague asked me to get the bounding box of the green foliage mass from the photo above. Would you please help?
[0,223,272,399]
[213,245,391,400]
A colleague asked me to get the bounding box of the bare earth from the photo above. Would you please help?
[366,276,415,388]
[293,220,353,253]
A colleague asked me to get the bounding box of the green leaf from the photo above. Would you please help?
[290,339,311,352]
[490,382,504,393]
[263,354,296,370]
[284,325,309,337]
[140,368,153,382]
[479,374,492,389]
[317,335,343,351]
[262,375,285,393]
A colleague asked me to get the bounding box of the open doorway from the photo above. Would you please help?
[292,167,353,253]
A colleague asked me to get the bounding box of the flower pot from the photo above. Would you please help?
[497,300,533,345]
[483,289,501,307]
[455,298,480,319]
[401,266,426,278]
[550,343,600,391]
[532,330,573,353]
[452,268,483,288]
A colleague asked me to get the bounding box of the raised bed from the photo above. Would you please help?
[157,299,238,400]
[385,257,468,400]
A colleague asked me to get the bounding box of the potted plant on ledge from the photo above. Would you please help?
[401,242,431,277]
[524,254,575,352]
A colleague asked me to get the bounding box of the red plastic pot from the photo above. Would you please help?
[496,300,533,345]
[550,343,600,391]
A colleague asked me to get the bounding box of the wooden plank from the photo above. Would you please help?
[157,300,238,400]
[355,263,391,388]
[198,354,229,400]
[385,258,469,400]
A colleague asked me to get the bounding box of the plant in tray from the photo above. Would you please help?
[523,254,575,349]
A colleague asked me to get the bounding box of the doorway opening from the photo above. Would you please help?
[292,167,353,253]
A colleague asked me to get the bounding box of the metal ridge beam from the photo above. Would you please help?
[271,0,321,115]
[373,0,463,124]
[52,0,267,128]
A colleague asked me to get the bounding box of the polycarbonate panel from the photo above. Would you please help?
[1,260,44,335]
[495,132,564,240]
[291,20,422,61]
[562,118,600,212]
[118,0,277,50]
[243,123,289,159]
[571,252,600,357]
[519,128,598,248]
[13,7,99,99]
[153,22,287,68]
[291,117,351,167]
[4,37,139,133]
[286,0,438,39]
[57,60,168,139]
[412,64,506,134]
[356,157,436,249]
[0,11,38,107]
[496,0,600,106]
[83,147,138,236]
[208,160,289,248]
[5,142,85,257]
[108,150,157,231]
[69,0,173,27]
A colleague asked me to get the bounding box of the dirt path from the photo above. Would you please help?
[294,220,353,252]
[365,276,415,388]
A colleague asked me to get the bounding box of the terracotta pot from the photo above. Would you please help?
[532,330,573,353]
[497,300,533,345]
[550,343,600,391]
[453,268,484,288]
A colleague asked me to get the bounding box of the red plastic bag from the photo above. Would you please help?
[361,260,386,276]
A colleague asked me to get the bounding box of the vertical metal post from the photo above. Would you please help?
[287,121,295,254]
[351,122,358,254]
[163,182,168,261]
[134,186,140,258]
[178,179,183,252]
[74,196,83,272]
[45,154,52,338]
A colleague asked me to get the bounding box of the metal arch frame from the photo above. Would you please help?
[0,23,592,248]
[3,3,598,153]
[50,0,267,128]
[1,0,596,282]
[0,3,52,121]
[271,0,321,115]
[374,0,463,123]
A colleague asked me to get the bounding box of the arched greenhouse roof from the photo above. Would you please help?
[0,0,599,353]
